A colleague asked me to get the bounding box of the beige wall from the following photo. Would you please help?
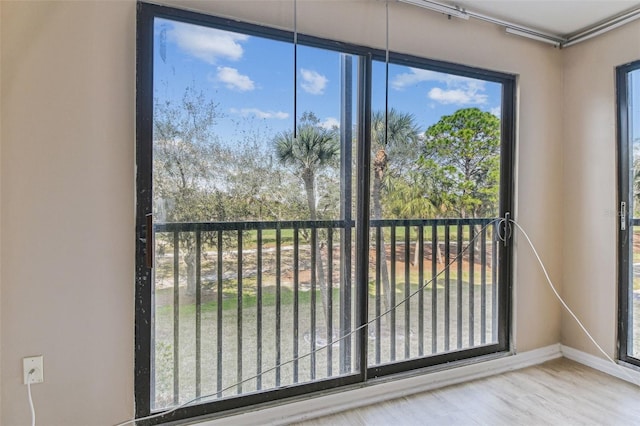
[562,22,640,357]
[1,1,566,424]
[1,1,135,425]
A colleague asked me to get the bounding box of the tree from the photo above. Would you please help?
[275,113,340,221]
[419,108,500,219]
[154,87,224,295]
[274,112,340,331]
[225,134,305,222]
[384,172,437,265]
[371,109,421,311]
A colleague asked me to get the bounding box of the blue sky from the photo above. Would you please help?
[153,17,502,146]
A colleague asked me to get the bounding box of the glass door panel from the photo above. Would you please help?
[368,60,506,368]
[150,17,359,410]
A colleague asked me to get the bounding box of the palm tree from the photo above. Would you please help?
[274,116,339,333]
[371,109,421,312]
[275,123,339,221]
[384,173,438,266]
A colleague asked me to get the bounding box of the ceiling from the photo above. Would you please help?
[440,0,640,36]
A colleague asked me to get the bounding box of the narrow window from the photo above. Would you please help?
[618,60,640,366]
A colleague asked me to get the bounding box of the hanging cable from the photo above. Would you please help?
[384,0,390,147]
[293,0,298,141]
[114,220,501,426]
[508,219,640,387]
[27,369,36,426]
[115,216,640,426]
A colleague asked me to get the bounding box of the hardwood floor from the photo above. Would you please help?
[292,358,640,425]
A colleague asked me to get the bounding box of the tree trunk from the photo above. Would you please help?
[471,223,481,261]
[436,242,443,264]
[185,242,197,296]
[303,173,330,337]
[412,226,420,266]
[372,149,392,313]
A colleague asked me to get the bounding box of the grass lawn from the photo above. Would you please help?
[150,226,500,409]
[151,277,499,409]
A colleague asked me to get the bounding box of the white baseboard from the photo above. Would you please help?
[560,344,640,385]
[197,344,562,426]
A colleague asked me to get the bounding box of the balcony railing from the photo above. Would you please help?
[151,218,500,409]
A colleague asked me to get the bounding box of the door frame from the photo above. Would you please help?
[134,2,517,423]
[618,59,640,367]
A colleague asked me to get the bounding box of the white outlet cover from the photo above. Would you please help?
[23,356,44,384]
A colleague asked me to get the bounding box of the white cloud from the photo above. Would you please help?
[428,87,488,105]
[319,117,340,129]
[230,108,289,120]
[169,22,249,64]
[490,106,501,117]
[392,69,444,90]
[300,68,328,95]
[392,68,477,90]
[217,67,255,92]
[393,67,488,106]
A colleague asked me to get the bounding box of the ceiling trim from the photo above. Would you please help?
[564,7,640,47]
[397,0,640,48]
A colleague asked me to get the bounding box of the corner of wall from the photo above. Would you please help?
[559,20,640,358]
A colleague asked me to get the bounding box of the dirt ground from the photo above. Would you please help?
[154,241,495,307]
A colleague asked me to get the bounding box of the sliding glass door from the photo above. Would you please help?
[137,8,366,419]
[618,60,640,365]
[367,58,511,374]
[135,3,515,423]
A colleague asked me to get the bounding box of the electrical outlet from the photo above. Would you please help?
[23,356,44,385]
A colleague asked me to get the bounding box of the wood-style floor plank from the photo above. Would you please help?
[291,358,640,425]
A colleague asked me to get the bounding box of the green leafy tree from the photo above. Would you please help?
[371,109,421,311]
[384,171,437,265]
[154,87,226,295]
[226,133,306,222]
[275,113,340,220]
[420,108,500,219]
[274,112,339,330]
